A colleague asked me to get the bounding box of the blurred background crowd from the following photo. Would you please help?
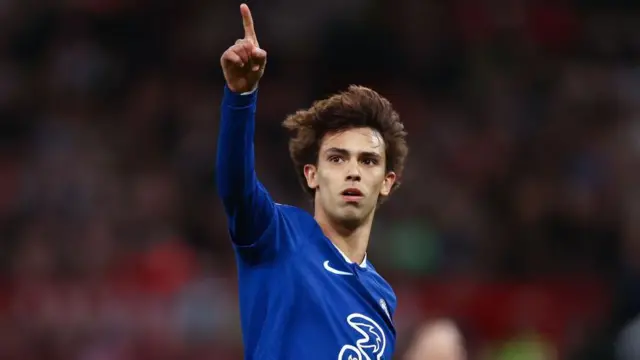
[0,0,638,359]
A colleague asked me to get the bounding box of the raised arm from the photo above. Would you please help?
[216,4,273,247]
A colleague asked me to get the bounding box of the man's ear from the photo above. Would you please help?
[304,164,318,190]
[379,171,396,197]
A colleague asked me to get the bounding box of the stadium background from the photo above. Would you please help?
[0,0,638,358]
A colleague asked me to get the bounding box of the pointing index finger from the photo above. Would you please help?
[240,4,258,45]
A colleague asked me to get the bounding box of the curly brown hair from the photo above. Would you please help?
[282,85,408,198]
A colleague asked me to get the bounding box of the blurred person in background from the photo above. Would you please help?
[615,314,640,360]
[404,319,466,360]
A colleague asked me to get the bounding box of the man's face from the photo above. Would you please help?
[304,127,396,226]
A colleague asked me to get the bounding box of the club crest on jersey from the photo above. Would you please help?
[338,313,386,360]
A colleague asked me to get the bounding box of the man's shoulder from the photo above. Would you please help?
[270,202,320,238]
[274,203,314,223]
[273,202,302,211]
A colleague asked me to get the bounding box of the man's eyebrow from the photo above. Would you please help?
[359,151,382,159]
[324,148,382,159]
[324,147,350,156]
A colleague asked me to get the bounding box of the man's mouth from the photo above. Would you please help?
[341,188,364,202]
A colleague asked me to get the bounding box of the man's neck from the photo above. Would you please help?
[314,212,374,265]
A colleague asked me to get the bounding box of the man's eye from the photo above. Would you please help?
[329,156,344,163]
[362,158,378,166]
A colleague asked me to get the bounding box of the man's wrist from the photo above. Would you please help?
[223,85,258,107]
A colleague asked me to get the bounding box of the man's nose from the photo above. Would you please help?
[345,161,361,182]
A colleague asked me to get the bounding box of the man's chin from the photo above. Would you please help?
[333,208,368,228]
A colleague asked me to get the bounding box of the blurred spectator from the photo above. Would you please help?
[404,319,466,360]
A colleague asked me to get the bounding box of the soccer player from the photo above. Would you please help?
[216,4,408,359]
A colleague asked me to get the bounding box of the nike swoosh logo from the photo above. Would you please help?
[323,261,353,276]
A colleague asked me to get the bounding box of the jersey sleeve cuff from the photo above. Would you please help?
[223,85,258,108]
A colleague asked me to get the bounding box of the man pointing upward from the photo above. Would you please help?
[216,4,409,359]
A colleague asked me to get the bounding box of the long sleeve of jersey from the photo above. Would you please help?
[215,86,276,248]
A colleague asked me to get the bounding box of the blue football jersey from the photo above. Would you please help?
[216,86,397,359]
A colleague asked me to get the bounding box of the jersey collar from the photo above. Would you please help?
[332,243,368,268]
